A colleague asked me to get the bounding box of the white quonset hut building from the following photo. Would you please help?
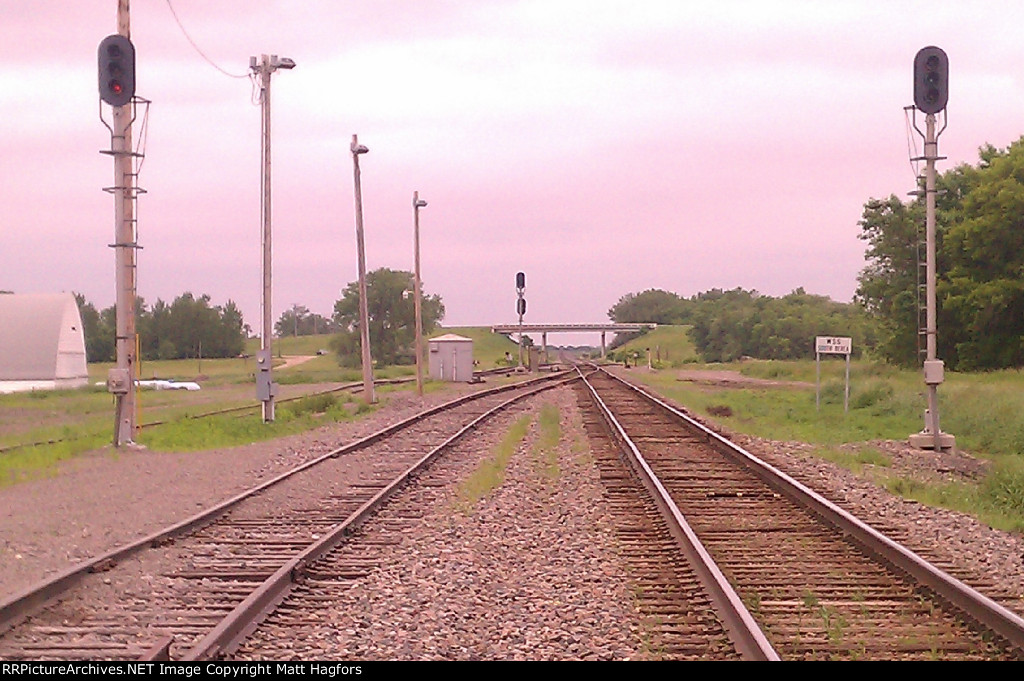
[427,333,474,383]
[0,293,89,394]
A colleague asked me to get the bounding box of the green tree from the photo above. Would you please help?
[73,293,245,363]
[607,289,690,324]
[330,268,445,367]
[855,137,1024,369]
[688,288,867,362]
[940,140,1024,368]
[74,293,114,363]
[275,305,335,337]
[853,196,923,366]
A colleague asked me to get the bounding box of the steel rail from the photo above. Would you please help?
[0,369,517,453]
[576,367,780,661]
[600,366,1024,653]
[181,374,576,660]
[0,371,569,634]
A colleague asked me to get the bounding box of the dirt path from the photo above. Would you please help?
[276,355,317,370]
[673,369,813,389]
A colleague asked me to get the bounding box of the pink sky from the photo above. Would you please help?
[3,1,1024,345]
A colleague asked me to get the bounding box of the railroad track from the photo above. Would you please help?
[575,379,743,660]
[0,372,568,661]
[0,368,521,454]
[577,366,1024,660]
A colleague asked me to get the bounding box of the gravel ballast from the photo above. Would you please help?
[2,379,1023,658]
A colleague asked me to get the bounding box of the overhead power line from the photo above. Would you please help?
[164,0,250,79]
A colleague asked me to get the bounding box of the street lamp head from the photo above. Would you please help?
[414,198,428,208]
[275,57,296,70]
[351,135,369,154]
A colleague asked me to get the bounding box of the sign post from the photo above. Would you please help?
[815,336,852,413]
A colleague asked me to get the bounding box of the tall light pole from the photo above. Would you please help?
[413,192,428,397]
[351,134,376,404]
[250,53,295,422]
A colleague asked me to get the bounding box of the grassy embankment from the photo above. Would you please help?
[612,326,1024,532]
[0,327,520,485]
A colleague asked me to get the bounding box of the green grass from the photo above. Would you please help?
[624,360,1024,532]
[2,327,522,467]
[0,326,528,487]
[636,370,919,445]
[456,414,532,512]
[0,424,114,486]
[877,456,1024,532]
[0,341,441,486]
[245,333,333,357]
[607,325,698,367]
[438,326,521,369]
[533,403,562,481]
[138,392,370,452]
[814,445,893,474]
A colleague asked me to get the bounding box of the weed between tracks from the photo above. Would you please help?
[532,403,562,483]
[455,414,533,513]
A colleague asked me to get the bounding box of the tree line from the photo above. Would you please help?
[74,267,445,367]
[608,135,1024,370]
[76,293,248,363]
[608,287,869,362]
[75,131,1024,376]
[856,136,1024,370]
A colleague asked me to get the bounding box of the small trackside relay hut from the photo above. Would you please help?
[0,293,89,393]
[427,333,474,382]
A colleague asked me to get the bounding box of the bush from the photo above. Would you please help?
[851,380,895,409]
[981,458,1024,522]
[287,393,338,417]
[817,380,846,405]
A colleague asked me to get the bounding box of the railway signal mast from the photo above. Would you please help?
[516,272,526,369]
[98,6,143,447]
[908,46,955,453]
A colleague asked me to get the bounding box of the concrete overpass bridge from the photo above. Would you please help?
[489,323,657,359]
